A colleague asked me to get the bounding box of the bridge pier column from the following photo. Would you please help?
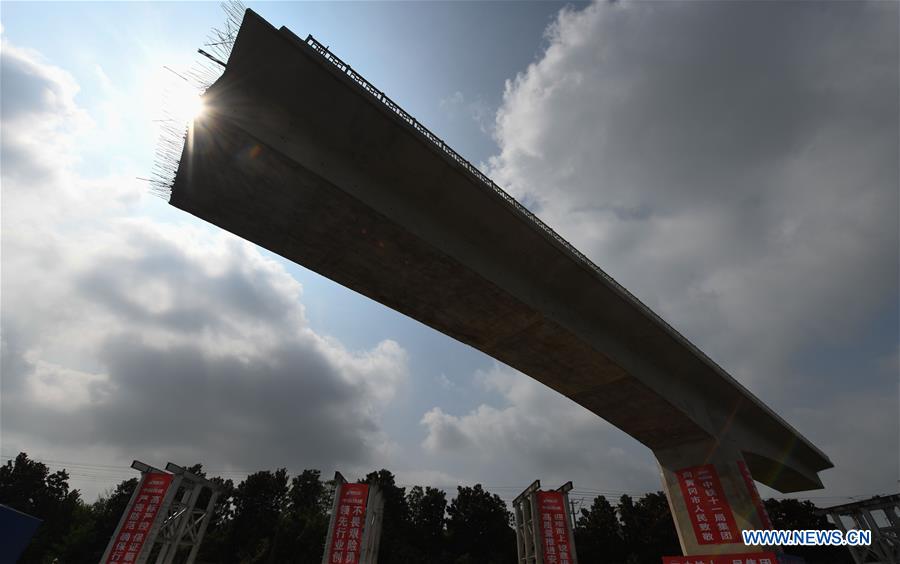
[655,440,775,557]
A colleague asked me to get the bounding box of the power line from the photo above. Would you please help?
[1,454,887,504]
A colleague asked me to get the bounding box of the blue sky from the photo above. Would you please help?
[1,1,897,509]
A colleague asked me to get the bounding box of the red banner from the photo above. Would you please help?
[676,464,739,545]
[328,483,369,564]
[537,491,574,564]
[105,471,173,563]
[662,551,778,564]
[737,461,773,529]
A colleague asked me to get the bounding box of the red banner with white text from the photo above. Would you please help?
[105,471,173,563]
[327,483,369,564]
[676,464,739,545]
[537,491,574,564]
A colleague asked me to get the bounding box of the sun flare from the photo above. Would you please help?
[164,79,206,125]
[181,92,205,121]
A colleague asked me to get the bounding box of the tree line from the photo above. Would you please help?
[1,452,852,563]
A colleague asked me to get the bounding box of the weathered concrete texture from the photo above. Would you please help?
[170,10,831,492]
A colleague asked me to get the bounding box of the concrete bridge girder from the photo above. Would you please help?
[170,12,831,554]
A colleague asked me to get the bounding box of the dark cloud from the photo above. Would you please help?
[0,40,408,478]
[0,219,407,471]
[74,228,305,335]
[437,0,898,496]
[87,335,377,469]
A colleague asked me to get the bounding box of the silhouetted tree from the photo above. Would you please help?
[53,499,98,561]
[0,452,84,563]
[575,495,626,563]
[290,469,329,515]
[69,477,139,561]
[272,469,330,563]
[49,477,140,561]
[618,492,679,563]
[446,484,516,564]
[408,485,448,561]
[229,468,290,563]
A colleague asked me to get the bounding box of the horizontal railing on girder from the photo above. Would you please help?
[301,34,758,400]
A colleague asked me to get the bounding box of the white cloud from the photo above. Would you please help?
[1,36,410,497]
[420,363,661,493]
[487,2,897,376]
[0,38,91,198]
[438,0,897,496]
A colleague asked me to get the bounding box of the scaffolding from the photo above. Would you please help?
[820,494,899,564]
[99,460,221,564]
[148,463,222,564]
[513,480,579,564]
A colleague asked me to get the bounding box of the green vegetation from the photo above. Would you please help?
[1,452,851,563]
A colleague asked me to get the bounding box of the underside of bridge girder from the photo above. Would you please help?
[169,9,832,495]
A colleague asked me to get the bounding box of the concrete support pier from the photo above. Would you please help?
[657,440,776,556]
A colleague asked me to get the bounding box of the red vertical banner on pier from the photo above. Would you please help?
[328,483,369,564]
[105,472,173,563]
[675,464,739,545]
[537,491,574,563]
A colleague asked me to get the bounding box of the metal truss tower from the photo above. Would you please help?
[145,462,221,564]
[821,494,900,564]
